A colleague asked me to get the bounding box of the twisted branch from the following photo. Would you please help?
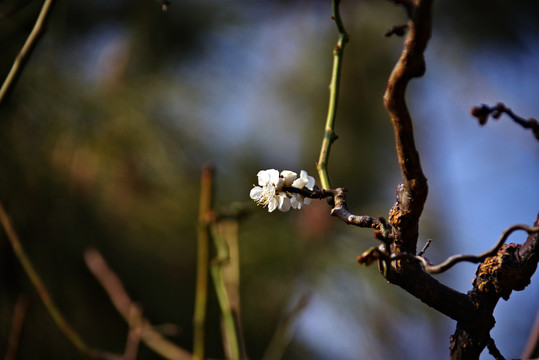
[471,102,539,140]
[384,0,430,195]
[390,224,539,274]
[384,0,432,252]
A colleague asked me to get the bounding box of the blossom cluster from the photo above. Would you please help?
[249,169,315,212]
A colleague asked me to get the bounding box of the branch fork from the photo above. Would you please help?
[314,1,539,358]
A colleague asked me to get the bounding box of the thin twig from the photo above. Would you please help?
[384,24,409,37]
[123,304,143,360]
[0,201,92,356]
[193,164,213,360]
[0,0,55,105]
[283,186,382,229]
[84,248,192,360]
[471,102,539,140]
[487,338,506,360]
[417,239,431,256]
[261,293,311,360]
[4,294,28,360]
[390,224,539,274]
[330,188,384,229]
[282,186,334,200]
[316,0,349,189]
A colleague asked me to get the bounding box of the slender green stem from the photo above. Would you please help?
[0,201,91,356]
[219,220,248,357]
[316,0,349,189]
[210,225,240,360]
[193,165,213,360]
[0,0,55,105]
[210,265,240,360]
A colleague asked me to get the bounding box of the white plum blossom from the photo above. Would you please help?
[290,170,315,209]
[250,169,290,212]
[250,169,315,212]
[292,170,315,190]
[280,170,297,187]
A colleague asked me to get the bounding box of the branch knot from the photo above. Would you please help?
[473,243,537,301]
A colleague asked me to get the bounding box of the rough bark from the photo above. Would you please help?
[381,1,539,359]
[450,215,539,359]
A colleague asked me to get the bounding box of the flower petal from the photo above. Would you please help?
[250,186,263,200]
[278,194,291,212]
[291,177,308,189]
[275,177,285,191]
[290,194,303,209]
[280,170,297,187]
[267,196,278,212]
[257,170,270,186]
[266,169,280,185]
[305,175,315,190]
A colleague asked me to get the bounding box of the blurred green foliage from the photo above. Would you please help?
[1,0,538,359]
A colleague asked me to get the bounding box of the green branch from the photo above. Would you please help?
[210,224,240,360]
[194,166,242,360]
[316,0,349,189]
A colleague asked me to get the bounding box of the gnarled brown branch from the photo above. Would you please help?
[292,4,538,357]
[384,0,432,252]
[450,213,539,359]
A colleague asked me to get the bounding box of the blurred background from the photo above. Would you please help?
[0,0,538,359]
